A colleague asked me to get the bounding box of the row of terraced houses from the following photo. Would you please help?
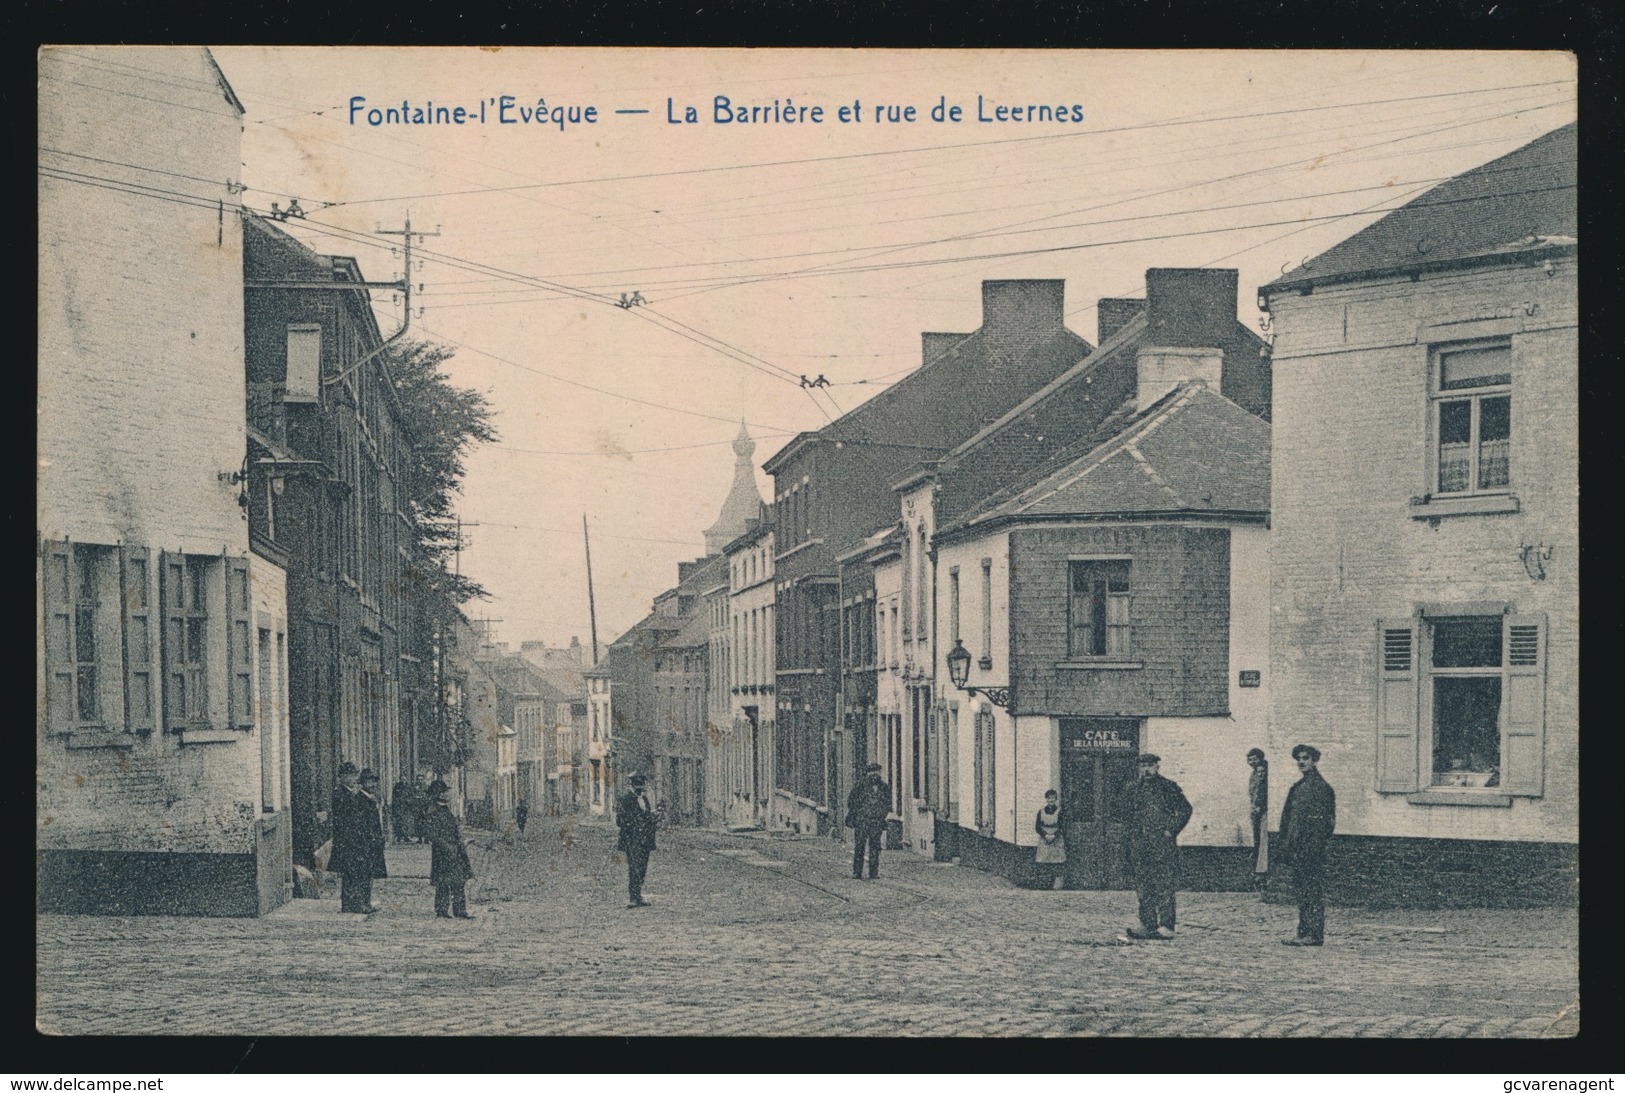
[38,48,590,916]
[604,122,1576,906]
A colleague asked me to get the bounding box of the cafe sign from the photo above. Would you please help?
[1064,725,1138,752]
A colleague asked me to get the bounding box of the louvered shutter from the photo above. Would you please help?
[226,557,254,729]
[42,540,74,732]
[1500,615,1547,796]
[159,551,185,730]
[1376,618,1421,793]
[121,545,156,733]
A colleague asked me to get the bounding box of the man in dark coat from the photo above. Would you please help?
[391,776,415,843]
[328,761,375,914]
[421,780,474,918]
[351,768,388,913]
[1278,743,1336,946]
[615,773,658,908]
[1121,753,1192,940]
[845,763,890,880]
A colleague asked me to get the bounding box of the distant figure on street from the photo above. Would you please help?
[515,798,530,834]
[422,780,475,919]
[1121,753,1192,940]
[845,762,890,880]
[354,768,388,912]
[391,776,415,844]
[1034,789,1067,890]
[1278,744,1336,947]
[328,761,375,914]
[616,773,659,908]
[1246,748,1270,882]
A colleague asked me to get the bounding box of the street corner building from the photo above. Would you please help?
[883,267,1274,887]
[37,47,296,916]
[1259,123,1577,907]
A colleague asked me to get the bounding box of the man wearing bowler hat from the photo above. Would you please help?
[352,768,388,913]
[1121,753,1192,940]
[616,773,658,908]
[328,761,372,913]
[422,780,474,919]
[845,762,890,880]
[1278,744,1336,946]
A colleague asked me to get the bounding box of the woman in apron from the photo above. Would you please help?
[1035,789,1067,890]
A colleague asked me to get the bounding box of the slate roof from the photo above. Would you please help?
[1263,123,1576,294]
[943,383,1269,537]
[659,609,711,651]
[762,321,1092,473]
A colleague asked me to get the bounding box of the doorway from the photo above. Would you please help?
[1058,718,1141,890]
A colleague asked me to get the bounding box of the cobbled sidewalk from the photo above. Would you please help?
[35,817,1579,1037]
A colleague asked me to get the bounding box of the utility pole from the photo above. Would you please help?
[453,517,480,584]
[375,210,440,323]
[584,514,600,664]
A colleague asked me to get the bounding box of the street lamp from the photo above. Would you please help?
[945,639,1013,711]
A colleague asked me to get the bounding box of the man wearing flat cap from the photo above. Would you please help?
[1278,744,1336,946]
[1121,753,1192,940]
[845,762,891,880]
[615,773,658,908]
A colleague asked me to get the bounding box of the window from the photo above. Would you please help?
[980,557,992,664]
[1069,560,1132,657]
[915,527,930,643]
[1377,613,1547,797]
[258,627,278,811]
[163,555,212,727]
[285,324,322,403]
[973,709,996,832]
[1432,343,1511,495]
[42,542,121,731]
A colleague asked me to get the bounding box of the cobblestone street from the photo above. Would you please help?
[35,817,1578,1038]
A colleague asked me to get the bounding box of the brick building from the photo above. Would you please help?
[1259,124,1577,906]
[241,213,441,869]
[718,506,775,829]
[764,280,1094,837]
[38,48,294,916]
[910,269,1271,886]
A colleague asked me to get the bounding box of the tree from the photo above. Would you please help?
[386,338,498,603]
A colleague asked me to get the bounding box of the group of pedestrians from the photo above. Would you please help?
[1113,744,1335,946]
[563,746,1336,946]
[328,762,475,920]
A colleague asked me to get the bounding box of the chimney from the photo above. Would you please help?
[1136,346,1224,410]
[1144,268,1238,347]
[1096,298,1145,345]
[922,332,966,366]
[980,279,1065,336]
[1133,268,1236,411]
[569,636,583,664]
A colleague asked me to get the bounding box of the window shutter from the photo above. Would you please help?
[42,540,74,732]
[1376,618,1421,793]
[227,556,255,730]
[1500,614,1547,796]
[121,545,156,733]
[159,551,184,730]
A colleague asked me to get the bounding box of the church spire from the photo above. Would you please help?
[705,420,765,554]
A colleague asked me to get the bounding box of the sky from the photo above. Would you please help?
[199,47,1575,652]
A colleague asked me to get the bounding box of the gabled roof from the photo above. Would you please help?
[944,383,1269,538]
[1263,123,1576,294]
[659,609,711,651]
[762,322,1092,474]
[948,309,1149,462]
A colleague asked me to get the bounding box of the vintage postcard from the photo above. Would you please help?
[37,46,1577,1039]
